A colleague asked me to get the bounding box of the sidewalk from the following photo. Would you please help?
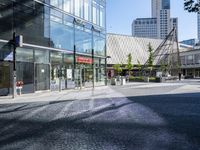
[0,86,126,104]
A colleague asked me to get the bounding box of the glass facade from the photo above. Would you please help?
[0,0,106,95]
[162,0,170,10]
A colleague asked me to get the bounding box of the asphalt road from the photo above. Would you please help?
[0,81,200,150]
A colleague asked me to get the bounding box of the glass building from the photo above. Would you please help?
[0,0,106,96]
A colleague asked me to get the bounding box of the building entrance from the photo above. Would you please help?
[0,61,11,96]
[34,63,50,91]
[75,64,93,88]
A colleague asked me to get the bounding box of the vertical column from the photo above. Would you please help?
[12,32,17,98]
[73,45,76,81]
[92,49,95,89]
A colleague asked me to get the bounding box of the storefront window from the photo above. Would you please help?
[16,47,34,94]
[94,57,105,86]
[64,53,74,66]
[75,25,92,54]
[16,48,33,62]
[35,49,49,64]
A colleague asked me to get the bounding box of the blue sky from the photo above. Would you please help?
[106,0,197,41]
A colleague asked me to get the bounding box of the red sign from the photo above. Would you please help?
[76,57,92,64]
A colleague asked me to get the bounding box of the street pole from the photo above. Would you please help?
[73,45,76,87]
[12,32,16,98]
[92,49,95,89]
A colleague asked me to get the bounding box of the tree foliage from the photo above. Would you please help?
[113,64,122,76]
[137,59,142,76]
[147,43,153,69]
[125,53,133,76]
[184,0,200,13]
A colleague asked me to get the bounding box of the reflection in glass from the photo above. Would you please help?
[35,49,49,64]
[16,48,33,62]
[50,0,63,9]
[16,62,34,94]
[35,63,50,91]
[50,21,74,50]
[75,25,92,54]
[63,0,73,14]
[93,32,105,56]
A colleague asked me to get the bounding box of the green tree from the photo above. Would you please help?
[113,64,122,76]
[125,53,133,77]
[184,0,200,13]
[160,60,166,75]
[137,59,142,77]
[147,43,154,76]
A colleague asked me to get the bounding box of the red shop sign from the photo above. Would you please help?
[76,56,92,64]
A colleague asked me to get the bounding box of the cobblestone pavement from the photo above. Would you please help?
[0,81,200,150]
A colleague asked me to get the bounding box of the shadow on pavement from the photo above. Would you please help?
[0,92,199,150]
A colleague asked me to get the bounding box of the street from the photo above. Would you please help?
[0,80,200,150]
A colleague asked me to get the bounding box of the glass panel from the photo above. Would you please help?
[50,52,63,91]
[0,62,11,96]
[74,0,79,16]
[50,0,63,9]
[94,57,105,86]
[63,0,73,14]
[50,21,74,50]
[76,63,93,88]
[92,1,97,24]
[100,5,105,27]
[0,1,13,40]
[75,25,92,53]
[16,62,34,94]
[84,0,91,21]
[93,32,105,56]
[64,53,74,66]
[51,51,63,64]
[50,9,63,23]
[35,49,49,64]
[0,42,13,61]
[35,63,50,91]
[16,48,33,62]
[15,3,50,47]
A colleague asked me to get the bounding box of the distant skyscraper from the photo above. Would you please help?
[132,0,177,39]
[198,13,200,41]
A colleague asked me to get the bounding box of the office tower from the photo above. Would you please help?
[132,0,177,39]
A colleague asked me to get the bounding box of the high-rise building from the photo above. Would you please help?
[198,13,200,41]
[0,0,106,96]
[132,18,158,39]
[132,0,177,39]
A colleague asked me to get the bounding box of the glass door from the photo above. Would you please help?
[83,66,93,87]
[35,63,50,91]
